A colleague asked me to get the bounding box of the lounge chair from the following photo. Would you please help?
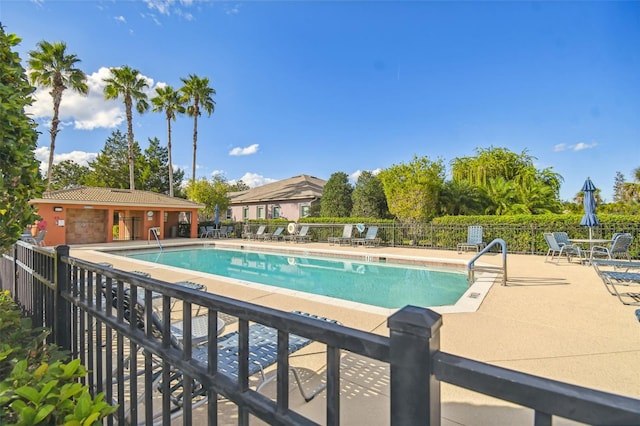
[261,226,285,241]
[457,226,486,253]
[351,226,380,247]
[592,263,640,306]
[590,233,633,262]
[543,233,582,263]
[243,225,266,240]
[154,311,336,423]
[328,224,354,246]
[292,225,312,243]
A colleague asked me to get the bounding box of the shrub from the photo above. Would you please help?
[0,291,116,425]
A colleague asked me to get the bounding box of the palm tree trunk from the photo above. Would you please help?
[125,97,135,190]
[192,110,199,182]
[46,93,62,192]
[167,119,174,197]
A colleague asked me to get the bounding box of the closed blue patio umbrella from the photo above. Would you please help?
[213,204,220,227]
[579,177,600,240]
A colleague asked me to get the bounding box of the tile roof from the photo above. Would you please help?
[229,174,326,204]
[30,187,205,209]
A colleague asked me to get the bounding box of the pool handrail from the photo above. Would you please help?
[467,238,507,286]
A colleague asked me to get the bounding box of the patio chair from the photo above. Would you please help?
[199,226,208,238]
[328,224,354,246]
[351,226,381,247]
[155,311,337,423]
[553,232,572,247]
[543,233,582,263]
[219,225,233,238]
[292,225,312,243]
[457,226,486,253]
[590,233,633,262]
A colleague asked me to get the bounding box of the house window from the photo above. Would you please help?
[243,207,249,220]
[273,206,280,219]
[257,207,265,219]
[226,208,232,220]
[300,205,310,218]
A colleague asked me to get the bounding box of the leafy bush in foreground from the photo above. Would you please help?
[0,291,116,425]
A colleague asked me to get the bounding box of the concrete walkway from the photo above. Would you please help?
[70,239,640,425]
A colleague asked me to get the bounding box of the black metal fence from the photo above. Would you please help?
[1,242,639,425]
[239,222,640,258]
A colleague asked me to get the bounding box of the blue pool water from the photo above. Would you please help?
[126,248,468,309]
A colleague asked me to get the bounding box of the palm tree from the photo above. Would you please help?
[103,66,149,190]
[180,74,216,182]
[27,41,88,191]
[151,86,184,197]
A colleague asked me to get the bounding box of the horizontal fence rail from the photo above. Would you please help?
[1,241,639,425]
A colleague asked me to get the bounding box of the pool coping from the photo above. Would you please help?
[86,240,498,316]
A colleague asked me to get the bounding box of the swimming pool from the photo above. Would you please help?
[125,247,469,309]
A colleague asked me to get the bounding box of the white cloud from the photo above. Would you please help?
[35,147,98,173]
[237,172,276,188]
[573,142,597,151]
[114,15,126,23]
[349,168,382,183]
[225,4,241,15]
[26,67,162,131]
[211,170,224,177]
[229,144,259,156]
[143,0,174,15]
[553,142,598,152]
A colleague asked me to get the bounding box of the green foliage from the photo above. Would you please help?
[0,27,45,252]
[320,172,353,217]
[0,291,116,424]
[48,160,90,190]
[186,176,230,219]
[378,155,445,223]
[85,130,139,188]
[351,171,389,218]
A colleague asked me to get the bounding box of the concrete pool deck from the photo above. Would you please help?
[69,238,640,425]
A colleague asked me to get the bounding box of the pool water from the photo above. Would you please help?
[126,248,468,309]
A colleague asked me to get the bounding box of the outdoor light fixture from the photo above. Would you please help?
[53,206,63,212]
[147,211,154,218]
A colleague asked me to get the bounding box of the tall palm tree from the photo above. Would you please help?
[103,66,149,190]
[180,74,216,182]
[151,86,184,197]
[27,41,88,191]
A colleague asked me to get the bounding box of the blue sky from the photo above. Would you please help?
[2,0,639,202]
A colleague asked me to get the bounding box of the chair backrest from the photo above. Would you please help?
[34,230,46,243]
[298,226,309,236]
[543,233,561,251]
[467,226,483,244]
[273,227,284,236]
[553,232,571,246]
[365,226,379,239]
[256,225,266,235]
[610,233,633,254]
[342,224,353,238]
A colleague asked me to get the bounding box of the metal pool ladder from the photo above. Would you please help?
[467,238,507,286]
[149,227,163,252]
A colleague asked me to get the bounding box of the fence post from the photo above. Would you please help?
[388,305,442,426]
[54,245,71,353]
